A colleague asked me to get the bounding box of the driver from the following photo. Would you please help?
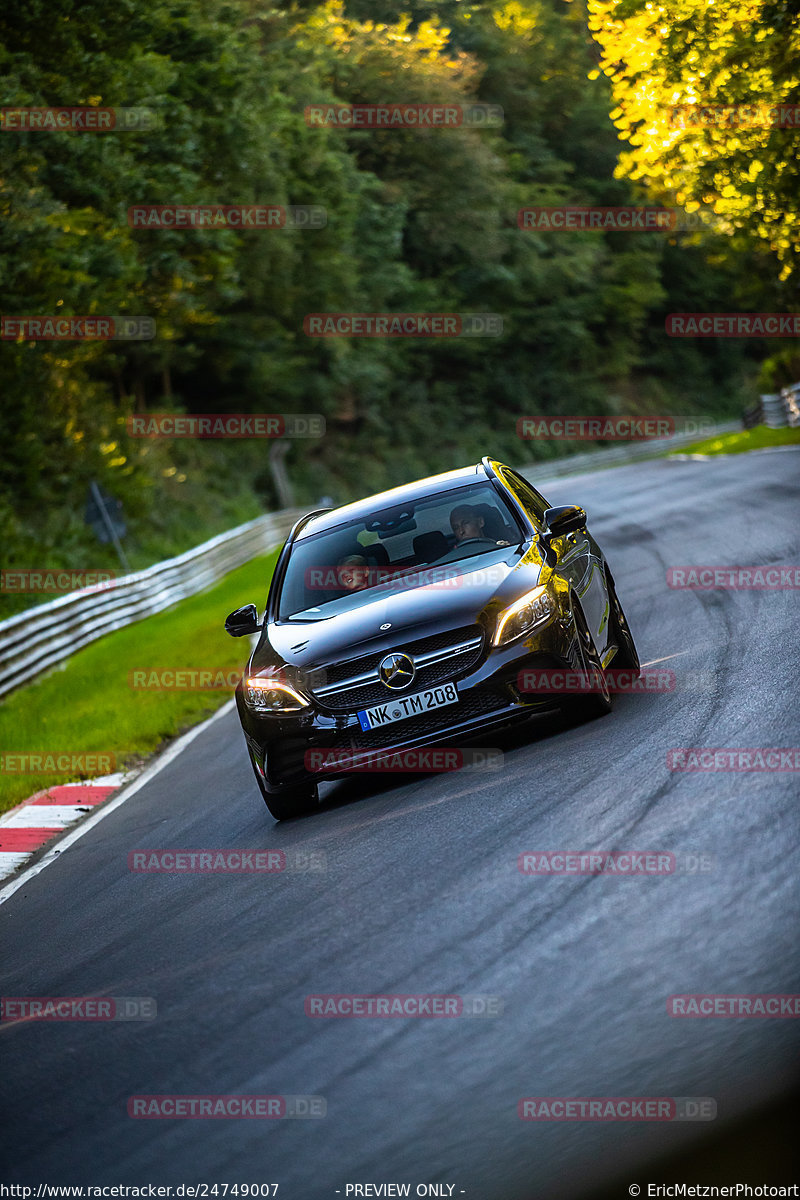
[449,505,509,547]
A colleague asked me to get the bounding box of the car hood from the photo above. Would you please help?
[256,543,545,671]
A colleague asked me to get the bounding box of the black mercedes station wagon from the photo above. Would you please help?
[225,457,639,819]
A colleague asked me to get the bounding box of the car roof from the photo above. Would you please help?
[297,463,491,539]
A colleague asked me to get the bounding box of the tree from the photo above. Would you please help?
[586,0,800,282]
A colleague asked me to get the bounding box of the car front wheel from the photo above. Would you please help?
[248,751,320,820]
[607,573,640,673]
[569,601,613,720]
[263,784,320,821]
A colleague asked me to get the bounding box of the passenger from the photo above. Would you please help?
[337,554,371,591]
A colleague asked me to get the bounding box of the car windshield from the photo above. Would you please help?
[278,481,524,620]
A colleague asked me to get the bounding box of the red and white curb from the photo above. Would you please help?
[0,699,236,904]
[0,774,132,881]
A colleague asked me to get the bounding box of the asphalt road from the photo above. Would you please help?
[2,449,799,1197]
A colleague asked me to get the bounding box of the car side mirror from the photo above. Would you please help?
[542,505,587,542]
[225,603,261,637]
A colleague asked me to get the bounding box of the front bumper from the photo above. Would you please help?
[236,621,576,796]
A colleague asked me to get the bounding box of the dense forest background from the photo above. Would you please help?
[1,0,797,579]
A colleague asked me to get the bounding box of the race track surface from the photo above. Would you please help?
[2,450,799,1197]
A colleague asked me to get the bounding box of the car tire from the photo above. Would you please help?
[569,601,613,720]
[248,751,319,820]
[263,784,320,821]
[606,573,640,674]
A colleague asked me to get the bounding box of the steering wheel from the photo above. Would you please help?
[455,537,499,547]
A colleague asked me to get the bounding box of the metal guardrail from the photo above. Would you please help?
[743,385,800,430]
[0,409,778,701]
[0,509,303,701]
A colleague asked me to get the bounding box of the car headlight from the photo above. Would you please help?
[243,677,311,713]
[493,585,555,647]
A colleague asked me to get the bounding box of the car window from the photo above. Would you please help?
[498,468,550,527]
[278,481,523,618]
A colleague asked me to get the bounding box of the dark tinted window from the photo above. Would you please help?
[278,481,523,618]
[498,468,550,526]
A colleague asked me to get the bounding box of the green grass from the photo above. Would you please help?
[0,549,279,814]
[668,424,800,457]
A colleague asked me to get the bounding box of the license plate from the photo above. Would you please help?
[357,682,459,731]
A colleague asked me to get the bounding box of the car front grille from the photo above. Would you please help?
[309,625,485,712]
[326,688,509,753]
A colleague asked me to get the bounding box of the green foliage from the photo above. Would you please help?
[0,0,782,593]
[668,424,800,458]
[0,548,280,813]
[587,0,800,281]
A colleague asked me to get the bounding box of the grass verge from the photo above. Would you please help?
[0,549,279,814]
[668,424,800,457]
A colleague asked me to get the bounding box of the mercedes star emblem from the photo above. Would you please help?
[378,652,416,690]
